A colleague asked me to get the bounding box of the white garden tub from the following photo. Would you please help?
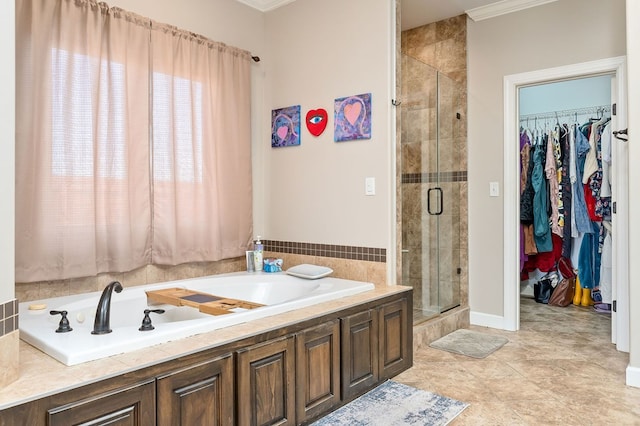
[19,272,374,366]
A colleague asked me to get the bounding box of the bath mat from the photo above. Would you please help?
[429,328,508,359]
[310,380,468,426]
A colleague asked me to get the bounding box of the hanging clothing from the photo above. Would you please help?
[532,139,552,253]
[578,221,602,290]
[560,124,573,258]
[582,121,599,184]
[600,121,612,199]
[520,134,536,224]
[520,130,532,272]
[545,128,562,236]
[573,126,594,234]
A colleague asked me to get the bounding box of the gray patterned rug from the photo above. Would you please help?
[310,380,468,426]
[429,328,508,359]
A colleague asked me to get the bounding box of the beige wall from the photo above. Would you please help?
[1,0,14,304]
[261,0,395,251]
[467,0,626,316]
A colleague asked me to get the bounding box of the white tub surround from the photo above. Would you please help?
[19,272,374,366]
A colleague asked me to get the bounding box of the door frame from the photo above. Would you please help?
[502,56,628,351]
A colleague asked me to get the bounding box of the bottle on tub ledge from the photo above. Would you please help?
[253,236,264,272]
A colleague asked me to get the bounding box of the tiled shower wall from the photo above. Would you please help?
[399,14,470,346]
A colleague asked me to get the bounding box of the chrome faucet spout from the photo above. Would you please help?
[92,281,123,335]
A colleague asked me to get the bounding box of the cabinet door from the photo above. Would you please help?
[157,353,234,426]
[47,380,155,426]
[378,297,412,379]
[341,309,379,400]
[295,320,341,423]
[237,335,296,426]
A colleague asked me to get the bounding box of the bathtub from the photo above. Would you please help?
[19,272,375,366]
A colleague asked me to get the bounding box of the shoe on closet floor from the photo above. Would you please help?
[573,276,582,305]
[580,288,594,306]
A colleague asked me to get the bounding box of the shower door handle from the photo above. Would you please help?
[427,187,443,216]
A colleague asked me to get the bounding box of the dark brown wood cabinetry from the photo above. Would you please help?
[340,309,379,400]
[295,320,341,423]
[156,353,234,426]
[340,297,411,402]
[1,289,412,426]
[378,297,410,380]
[47,379,155,426]
[236,336,296,426]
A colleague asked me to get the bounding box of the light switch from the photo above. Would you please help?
[489,181,500,197]
[365,177,376,196]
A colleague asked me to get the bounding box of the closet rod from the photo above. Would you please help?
[519,104,610,122]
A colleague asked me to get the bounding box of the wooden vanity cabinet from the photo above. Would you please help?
[1,289,412,426]
[236,335,296,426]
[156,353,234,426]
[378,297,410,380]
[47,379,155,426]
[341,296,412,402]
[340,309,379,400]
[295,320,341,424]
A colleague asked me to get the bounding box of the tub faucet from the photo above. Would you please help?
[92,281,123,335]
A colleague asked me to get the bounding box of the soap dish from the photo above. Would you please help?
[285,264,333,280]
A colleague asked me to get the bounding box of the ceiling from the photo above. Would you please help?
[234,0,558,30]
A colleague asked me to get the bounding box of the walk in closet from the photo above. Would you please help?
[518,75,618,323]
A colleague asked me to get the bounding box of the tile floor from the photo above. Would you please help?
[394,296,640,425]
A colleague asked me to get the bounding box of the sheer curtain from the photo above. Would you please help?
[15,0,253,282]
[150,23,253,265]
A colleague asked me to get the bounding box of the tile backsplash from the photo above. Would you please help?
[15,241,389,303]
[0,299,18,337]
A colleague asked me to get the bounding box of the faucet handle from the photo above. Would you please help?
[50,310,73,333]
[139,309,165,331]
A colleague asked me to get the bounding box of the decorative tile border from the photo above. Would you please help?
[1,299,18,337]
[401,170,467,184]
[263,240,386,263]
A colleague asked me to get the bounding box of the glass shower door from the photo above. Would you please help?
[400,54,462,324]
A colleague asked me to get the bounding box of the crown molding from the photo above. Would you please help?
[235,0,296,12]
[466,0,558,22]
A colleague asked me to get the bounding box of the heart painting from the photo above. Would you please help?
[271,105,301,148]
[334,93,372,142]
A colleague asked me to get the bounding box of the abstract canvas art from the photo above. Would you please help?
[271,105,301,147]
[334,93,371,142]
[305,108,328,136]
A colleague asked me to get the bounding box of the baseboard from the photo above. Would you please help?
[469,311,511,330]
[627,365,640,388]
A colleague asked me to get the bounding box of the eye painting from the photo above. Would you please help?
[305,108,328,136]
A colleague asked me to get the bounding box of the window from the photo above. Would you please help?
[152,73,203,183]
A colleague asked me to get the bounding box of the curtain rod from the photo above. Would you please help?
[519,104,610,121]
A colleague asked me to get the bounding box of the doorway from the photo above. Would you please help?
[503,57,629,352]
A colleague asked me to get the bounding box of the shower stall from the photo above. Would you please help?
[400,54,463,324]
